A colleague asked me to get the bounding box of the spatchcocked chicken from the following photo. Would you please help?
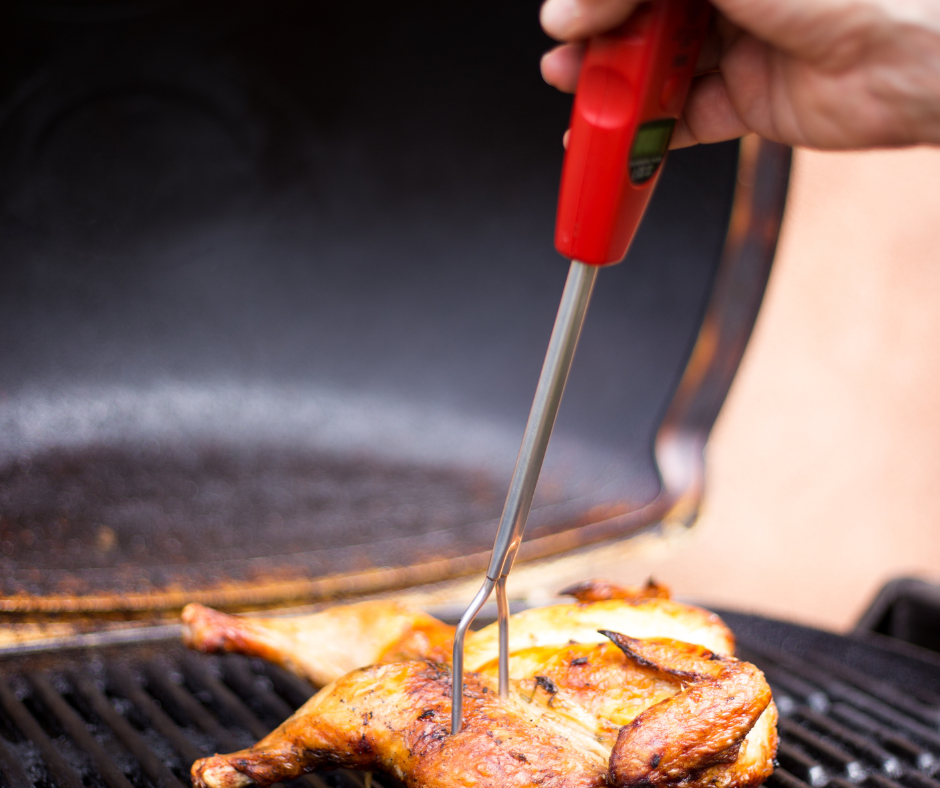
[183,580,777,788]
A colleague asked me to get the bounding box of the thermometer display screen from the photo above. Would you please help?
[629,119,676,184]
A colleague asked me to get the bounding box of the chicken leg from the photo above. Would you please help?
[182,600,454,686]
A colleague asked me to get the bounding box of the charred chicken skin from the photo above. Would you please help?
[186,580,776,788]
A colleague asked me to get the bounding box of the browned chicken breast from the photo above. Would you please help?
[191,629,776,788]
[464,592,735,668]
[182,579,734,683]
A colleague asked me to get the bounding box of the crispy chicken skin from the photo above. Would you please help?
[475,640,704,742]
[191,630,776,788]
[182,579,734,684]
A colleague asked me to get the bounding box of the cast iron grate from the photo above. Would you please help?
[0,630,938,788]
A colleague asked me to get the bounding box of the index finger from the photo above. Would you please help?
[540,0,645,41]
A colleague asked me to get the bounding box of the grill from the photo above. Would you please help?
[0,641,405,788]
[0,612,937,788]
[747,646,940,788]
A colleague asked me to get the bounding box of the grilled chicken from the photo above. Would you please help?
[181,579,734,685]
[191,629,776,788]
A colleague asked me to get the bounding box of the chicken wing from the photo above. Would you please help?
[600,633,776,788]
[182,579,735,685]
[191,630,776,788]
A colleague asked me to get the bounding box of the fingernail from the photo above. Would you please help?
[541,0,581,39]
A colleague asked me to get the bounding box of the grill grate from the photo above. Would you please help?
[0,621,937,788]
[0,646,403,788]
[739,642,940,788]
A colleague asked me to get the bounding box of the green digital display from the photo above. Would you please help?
[629,119,676,184]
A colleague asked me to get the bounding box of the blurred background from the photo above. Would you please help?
[520,146,940,632]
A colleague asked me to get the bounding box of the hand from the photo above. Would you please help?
[540,0,940,150]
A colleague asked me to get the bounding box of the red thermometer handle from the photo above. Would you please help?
[554,0,711,267]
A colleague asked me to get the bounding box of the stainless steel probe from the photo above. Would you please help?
[450,259,597,733]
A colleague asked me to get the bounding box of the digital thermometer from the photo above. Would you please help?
[556,0,712,265]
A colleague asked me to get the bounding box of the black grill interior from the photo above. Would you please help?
[0,613,939,788]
